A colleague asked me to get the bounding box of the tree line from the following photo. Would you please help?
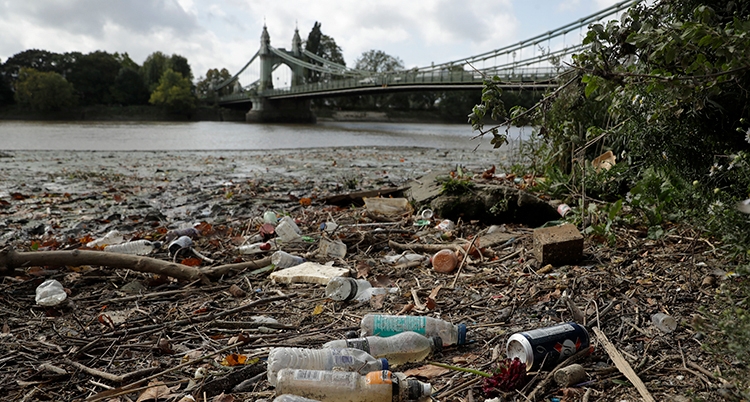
[0,49,195,114]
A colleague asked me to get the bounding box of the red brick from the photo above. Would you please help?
[533,224,583,266]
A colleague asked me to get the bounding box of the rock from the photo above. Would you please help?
[533,224,583,265]
[406,172,560,226]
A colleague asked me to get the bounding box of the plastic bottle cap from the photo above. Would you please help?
[380,358,388,371]
[457,324,467,345]
[344,330,359,339]
[431,336,443,354]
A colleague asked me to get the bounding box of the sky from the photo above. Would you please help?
[0,0,632,84]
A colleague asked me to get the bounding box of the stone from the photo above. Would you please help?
[533,224,583,265]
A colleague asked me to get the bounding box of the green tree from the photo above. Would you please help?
[304,22,345,83]
[65,51,121,105]
[14,67,76,111]
[355,50,404,73]
[168,54,193,82]
[2,49,62,82]
[111,67,149,105]
[113,52,139,70]
[149,68,196,114]
[142,51,170,92]
[196,68,233,97]
[354,50,405,109]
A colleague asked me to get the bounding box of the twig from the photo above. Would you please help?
[592,326,655,402]
[451,236,478,288]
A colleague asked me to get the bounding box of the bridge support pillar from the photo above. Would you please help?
[246,97,316,124]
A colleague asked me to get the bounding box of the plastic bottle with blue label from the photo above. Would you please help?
[360,314,466,346]
[266,347,388,386]
[274,369,431,402]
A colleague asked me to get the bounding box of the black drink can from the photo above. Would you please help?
[506,322,590,371]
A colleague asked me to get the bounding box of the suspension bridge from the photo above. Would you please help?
[206,0,640,123]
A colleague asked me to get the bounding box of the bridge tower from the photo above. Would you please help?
[247,26,315,123]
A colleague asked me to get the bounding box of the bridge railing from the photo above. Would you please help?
[216,66,565,102]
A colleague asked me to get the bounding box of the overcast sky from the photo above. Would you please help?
[0,0,629,83]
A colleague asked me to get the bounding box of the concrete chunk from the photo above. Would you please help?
[533,224,583,265]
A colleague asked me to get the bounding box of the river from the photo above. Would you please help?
[0,120,529,152]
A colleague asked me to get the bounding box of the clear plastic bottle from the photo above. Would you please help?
[275,369,431,402]
[35,279,67,306]
[271,251,306,268]
[264,211,279,225]
[273,395,322,402]
[651,313,677,333]
[238,241,274,254]
[361,314,466,346]
[322,331,442,366]
[168,235,193,257]
[325,277,398,303]
[103,240,161,255]
[86,230,124,248]
[266,347,388,386]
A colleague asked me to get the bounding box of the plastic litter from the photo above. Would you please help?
[272,395,322,402]
[270,262,349,285]
[168,235,193,258]
[86,230,124,248]
[323,331,441,366]
[431,249,458,273]
[238,241,274,254]
[381,253,427,265]
[651,313,677,333]
[360,314,467,346]
[266,347,388,386]
[276,216,303,243]
[364,197,413,220]
[263,211,278,225]
[319,221,339,233]
[436,219,455,231]
[275,369,431,402]
[271,250,306,268]
[35,279,67,306]
[325,277,398,302]
[318,238,347,259]
[103,240,161,255]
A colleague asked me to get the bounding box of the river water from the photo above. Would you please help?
[0,120,529,152]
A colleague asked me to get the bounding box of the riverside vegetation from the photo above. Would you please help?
[471,0,750,397]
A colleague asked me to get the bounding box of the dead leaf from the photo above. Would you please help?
[222,353,247,366]
[312,305,324,315]
[211,393,235,402]
[228,284,247,298]
[156,338,174,355]
[181,258,202,267]
[425,297,437,310]
[373,274,394,287]
[482,165,496,179]
[356,262,371,278]
[135,381,174,401]
[403,364,451,379]
[370,293,386,310]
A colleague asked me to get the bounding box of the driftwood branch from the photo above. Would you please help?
[0,248,211,285]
